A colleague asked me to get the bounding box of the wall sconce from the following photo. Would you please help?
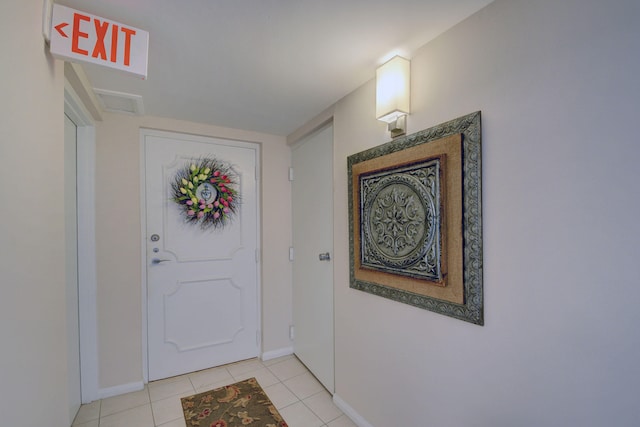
[376,55,410,138]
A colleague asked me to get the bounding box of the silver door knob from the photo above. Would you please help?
[318,252,331,261]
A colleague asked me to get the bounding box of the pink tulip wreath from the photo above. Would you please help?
[171,157,239,229]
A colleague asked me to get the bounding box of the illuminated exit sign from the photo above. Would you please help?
[49,4,149,79]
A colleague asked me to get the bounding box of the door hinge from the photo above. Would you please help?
[289,247,294,261]
[256,330,261,346]
[289,325,295,341]
[288,167,294,182]
[255,248,260,263]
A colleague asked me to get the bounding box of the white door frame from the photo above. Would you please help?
[64,80,99,404]
[139,128,262,383]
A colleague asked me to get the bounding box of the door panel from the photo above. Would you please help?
[292,123,335,392]
[144,131,259,381]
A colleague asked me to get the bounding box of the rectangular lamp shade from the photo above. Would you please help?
[376,56,410,123]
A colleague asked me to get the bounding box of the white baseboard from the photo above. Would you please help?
[261,347,294,361]
[333,394,374,427]
[98,381,145,400]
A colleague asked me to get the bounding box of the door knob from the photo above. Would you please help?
[151,258,172,264]
[318,252,331,261]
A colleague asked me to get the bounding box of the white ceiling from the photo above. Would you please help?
[57,0,493,136]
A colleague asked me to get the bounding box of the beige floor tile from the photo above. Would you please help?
[188,366,233,390]
[149,376,195,402]
[151,394,185,425]
[99,404,154,427]
[283,372,325,400]
[267,357,308,381]
[193,378,238,394]
[263,382,299,409]
[303,390,343,424]
[72,420,99,427]
[157,417,187,427]
[100,387,150,417]
[327,414,359,427]
[225,358,265,377]
[72,400,100,425]
[262,354,294,366]
[232,366,280,388]
[278,401,324,427]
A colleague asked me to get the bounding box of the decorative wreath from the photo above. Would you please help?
[170,157,239,229]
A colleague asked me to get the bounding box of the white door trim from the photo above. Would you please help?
[139,131,148,384]
[139,128,262,383]
[64,80,99,404]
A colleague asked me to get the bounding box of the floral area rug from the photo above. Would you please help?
[181,377,288,427]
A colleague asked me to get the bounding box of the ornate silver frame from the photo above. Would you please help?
[348,111,483,325]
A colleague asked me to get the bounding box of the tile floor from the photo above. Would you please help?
[72,355,357,427]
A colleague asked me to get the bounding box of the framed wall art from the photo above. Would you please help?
[348,111,483,325]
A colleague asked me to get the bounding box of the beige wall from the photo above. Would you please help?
[328,0,640,425]
[94,113,292,388]
[0,2,69,426]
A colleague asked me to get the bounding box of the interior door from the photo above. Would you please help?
[292,123,335,392]
[64,114,81,422]
[143,130,259,381]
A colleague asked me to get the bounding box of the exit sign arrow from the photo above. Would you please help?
[55,22,69,38]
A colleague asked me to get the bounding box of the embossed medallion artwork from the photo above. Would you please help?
[348,111,483,325]
[360,160,442,281]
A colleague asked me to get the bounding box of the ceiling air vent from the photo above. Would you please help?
[93,88,144,115]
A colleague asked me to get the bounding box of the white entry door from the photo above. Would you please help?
[143,130,260,381]
[292,123,334,392]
